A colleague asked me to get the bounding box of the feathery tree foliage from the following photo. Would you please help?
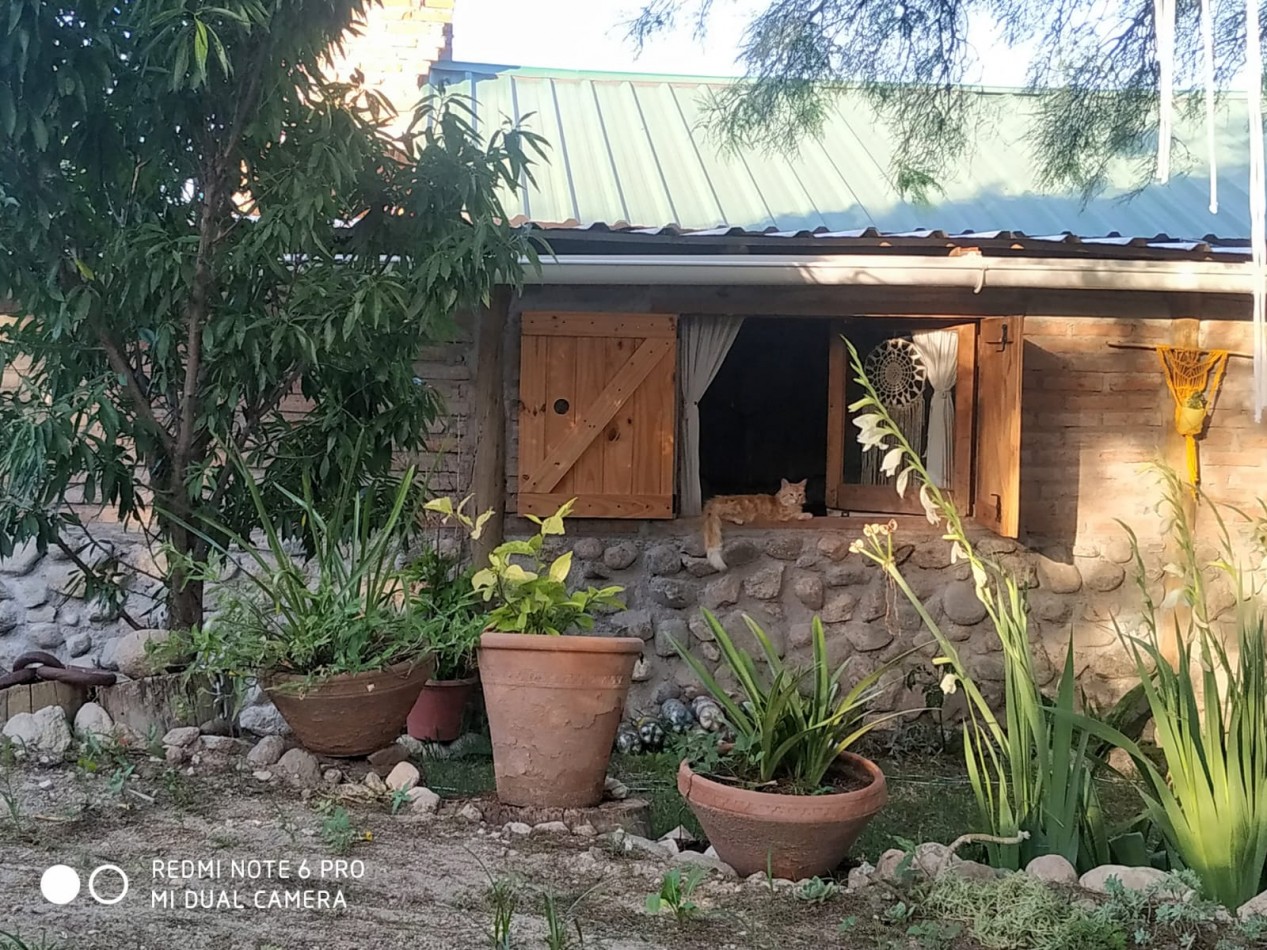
[0,1,541,630]
[628,0,1263,201]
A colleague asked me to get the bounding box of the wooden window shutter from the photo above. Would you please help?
[972,316,1024,537]
[517,312,677,518]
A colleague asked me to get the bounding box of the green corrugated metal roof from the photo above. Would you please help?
[429,62,1256,242]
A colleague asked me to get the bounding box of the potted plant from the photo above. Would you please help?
[401,549,486,742]
[425,497,633,808]
[163,465,434,757]
[673,610,896,879]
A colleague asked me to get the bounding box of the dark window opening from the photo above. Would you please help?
[697,317,830,516]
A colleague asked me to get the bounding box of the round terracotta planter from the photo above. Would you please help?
[264,658,433,757]
[678,753,888,879]
[406,676,478,742]
[478,631,642,808]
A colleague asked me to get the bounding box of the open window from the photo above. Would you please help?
[516,311,677,518]
[826,316,1023,536]
[697,318,830,514]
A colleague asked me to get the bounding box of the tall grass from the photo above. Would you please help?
[845,338,1109,870]
[1076,468,1267,907]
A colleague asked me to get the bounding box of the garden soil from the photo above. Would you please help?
[0,755,900,950]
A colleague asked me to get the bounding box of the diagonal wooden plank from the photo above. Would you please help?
[523,336,674,493]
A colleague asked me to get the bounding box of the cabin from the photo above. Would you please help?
[416,62,1266,715]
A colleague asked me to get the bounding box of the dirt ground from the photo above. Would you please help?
[1,752,896,950]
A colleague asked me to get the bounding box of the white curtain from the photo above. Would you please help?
[911,329,958,489]
[678,316,744,516]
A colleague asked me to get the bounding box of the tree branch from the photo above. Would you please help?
[94,327,177,461]
[52,535,142,631]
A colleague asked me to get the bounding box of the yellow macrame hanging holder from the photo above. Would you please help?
[1155,345,1229,491]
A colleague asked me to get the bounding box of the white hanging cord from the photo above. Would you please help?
[1248,0,1267,421]
[1201,0,1219,212]
[1155,0,1177,181]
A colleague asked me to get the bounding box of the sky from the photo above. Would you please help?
[450,0,1034,86]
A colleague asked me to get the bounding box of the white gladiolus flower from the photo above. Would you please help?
[853,413,888,452]
[919,482,939,525]
[895,466,912,498]
[880,446,903,477]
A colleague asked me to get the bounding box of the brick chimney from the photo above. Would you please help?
[329,0,454,120]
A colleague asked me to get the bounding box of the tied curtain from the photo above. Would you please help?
[678,316,744,516]
[911,329,959,489]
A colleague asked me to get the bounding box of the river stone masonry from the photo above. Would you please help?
[549,524,1198,719]
[0,520,1223,726]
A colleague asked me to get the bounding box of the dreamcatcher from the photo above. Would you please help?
[860,338,927,485]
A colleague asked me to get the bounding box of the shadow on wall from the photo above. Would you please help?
[1019,335,1167,562]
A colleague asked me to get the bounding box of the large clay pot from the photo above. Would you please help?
[678,753,887,879]
[264,658,433,757]
[406,676,478,742]
[478,632,642,808]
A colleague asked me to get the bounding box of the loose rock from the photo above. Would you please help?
[367,744,411,772]
[503,821,531,836]
[1026,854,1078,885]
[72,703,114,741]
[113,628,176,679]
[406,787,440,816]
[274,748,322,788]
[1238,889,1267,919]
[385,761,421,793]
[3,706,73,758]
[532,821,571,835]
[1079,864,1180,896]
[673,850,737,878]
[458,803,484,822]
[246,735,285,768]
[162,726,201,748]
[363,771,386,793]
[238,703,291,737]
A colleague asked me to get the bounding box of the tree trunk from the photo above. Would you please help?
[164,516,206,632]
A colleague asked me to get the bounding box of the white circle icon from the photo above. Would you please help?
[40,865,81,905]
[88,864,129,905]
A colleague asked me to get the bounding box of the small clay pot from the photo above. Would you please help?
[264,658,433,757]
[678,753,887,879]
[406,676,478,742]
[479,631,642,808]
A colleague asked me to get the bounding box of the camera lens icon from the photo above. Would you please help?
[41,864,129,905]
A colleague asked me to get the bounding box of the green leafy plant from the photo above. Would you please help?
[845,337,1113,871]
[1071,469,1267,908]
[427,498,623,636]
[319,805,358,855]
[487,876,520,949]
[0,1,542,633]
[674,610,903,791]
[0,932,64,950]
[794,876,840,904]
[645,867,706,924]
[159,458,430,684]
[399,547,486,680]
[542,886,597,950]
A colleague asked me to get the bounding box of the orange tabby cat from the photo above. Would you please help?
[703,478,811,570]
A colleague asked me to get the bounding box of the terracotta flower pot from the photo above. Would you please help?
[406,676,478,742]
[478,631,642,807]
[678,753,888,879]
[264,658,433,757]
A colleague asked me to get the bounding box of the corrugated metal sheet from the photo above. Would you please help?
[430,62,1257,245]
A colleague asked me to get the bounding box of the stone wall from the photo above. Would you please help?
[560,520,1178,719]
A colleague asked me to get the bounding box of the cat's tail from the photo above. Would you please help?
[703,501,726,571]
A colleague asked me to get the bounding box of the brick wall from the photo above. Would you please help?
[325,0,454,129]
